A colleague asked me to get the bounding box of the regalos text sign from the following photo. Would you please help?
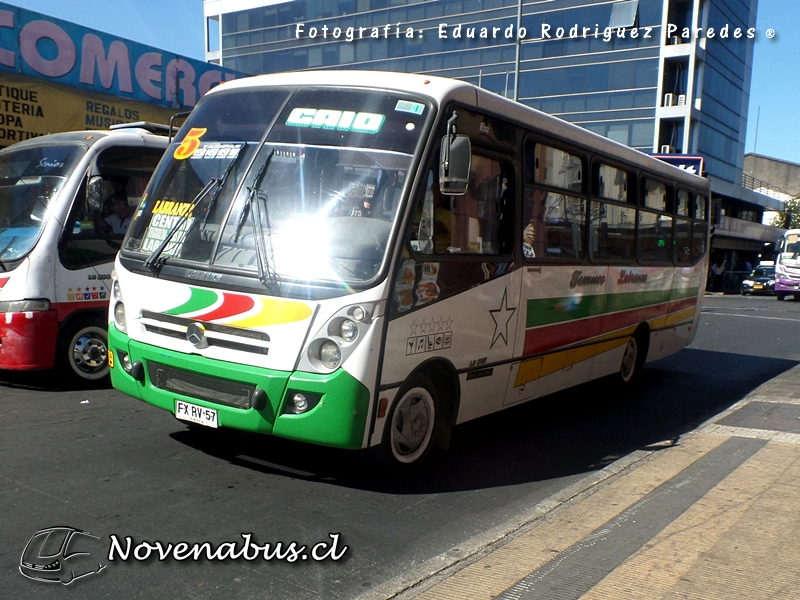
[0,3,238,110]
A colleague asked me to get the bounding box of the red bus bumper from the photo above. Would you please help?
[0,309,58,370]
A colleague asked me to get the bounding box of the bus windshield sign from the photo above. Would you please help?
[285,108,386,134]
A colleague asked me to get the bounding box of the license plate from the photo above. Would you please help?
[754,284,763,289]
[175,400,218,428]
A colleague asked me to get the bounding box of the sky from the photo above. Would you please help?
[6,0,800,166]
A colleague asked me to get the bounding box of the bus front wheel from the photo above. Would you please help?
[366,374,437,473]
[57,317,110,386]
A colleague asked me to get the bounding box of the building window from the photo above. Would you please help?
[207,16,220,53]
[609,0,639,29]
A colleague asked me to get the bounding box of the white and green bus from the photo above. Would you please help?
[108,71,710,471]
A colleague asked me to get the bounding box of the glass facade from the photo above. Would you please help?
[210,0,756,178]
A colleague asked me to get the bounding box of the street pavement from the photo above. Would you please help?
[373,359,800,600]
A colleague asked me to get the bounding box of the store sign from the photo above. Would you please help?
[0,2,238,110]
[0,71,179,144]
[652,154,705,176]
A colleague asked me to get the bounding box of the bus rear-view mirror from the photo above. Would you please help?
[440,134,471,195]
[87,176,104,213]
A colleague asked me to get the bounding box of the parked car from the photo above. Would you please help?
[741,266,776,295]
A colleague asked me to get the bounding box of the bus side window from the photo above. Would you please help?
[447,154,510,255]
[523,141,587,260]
[413,157,513,256]
[59,146,163,270]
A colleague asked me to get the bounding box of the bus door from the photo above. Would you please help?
[53,145,164,381]
[56,146,163,300]
[385,113,519,423]
[505,141,601,406]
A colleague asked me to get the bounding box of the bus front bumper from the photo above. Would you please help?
[775,278,800,293]
[0,309,57,370]
[108,325,370,450]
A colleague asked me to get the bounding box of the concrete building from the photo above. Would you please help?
[203,0,783,275]
[744,154,800,201]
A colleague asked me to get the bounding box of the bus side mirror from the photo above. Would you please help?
[87,176,104,213]
[439,134,471,196]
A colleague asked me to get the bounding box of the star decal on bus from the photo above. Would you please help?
[490,289,516,348]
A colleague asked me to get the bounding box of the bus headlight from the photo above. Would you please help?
[340,319,358,342]
[114,301,127,333]
[319,340,342,369]
[112,279,123,301]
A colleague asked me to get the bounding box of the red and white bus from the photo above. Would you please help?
[0,123,168,384]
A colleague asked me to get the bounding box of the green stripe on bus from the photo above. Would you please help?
[603,287,698,314]
[525,294,606,328]
[165,287,219,315]
[526,287,699,328]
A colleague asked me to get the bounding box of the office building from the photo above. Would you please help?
[204,0,782,268]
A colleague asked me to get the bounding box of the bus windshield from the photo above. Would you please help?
[123,87,430,290]
[779,233,800,266]
[0,144,84,264]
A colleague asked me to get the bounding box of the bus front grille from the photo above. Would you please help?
[146,361,256,410]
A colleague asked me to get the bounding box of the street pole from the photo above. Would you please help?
[514,0,522,101]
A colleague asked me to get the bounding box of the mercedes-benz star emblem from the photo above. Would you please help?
[186,323,206,347]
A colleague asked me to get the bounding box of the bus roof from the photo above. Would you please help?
[209,70,709,192]
[0,126,171,153]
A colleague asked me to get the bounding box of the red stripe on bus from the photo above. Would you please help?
[191,292,255,322]
[0,277,8,288]
[667,295,699,312]
[523,300,695,356]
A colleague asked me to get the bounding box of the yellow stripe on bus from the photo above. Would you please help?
[512,305,695,389]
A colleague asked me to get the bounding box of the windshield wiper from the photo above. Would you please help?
[144,149,245,273]
[235,149,279,294]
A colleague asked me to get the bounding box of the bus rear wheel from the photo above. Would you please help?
[620,331,646,384]
[57,317,110,386]
[366,374,437,473]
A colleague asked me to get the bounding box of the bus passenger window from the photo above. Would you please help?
[643,178,667,211]
[523,188,586,260]
[677,189,691,217]
[590,200,635,262]
[593,163,632,203]
[691,221,707,263]
[694,194,707,220]
[416,156,512,256]
[638,209,672,263]
[674,217,692,264]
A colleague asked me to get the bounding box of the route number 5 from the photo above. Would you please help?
[174,127,207,160]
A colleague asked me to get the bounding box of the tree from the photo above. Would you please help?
[771,198,800,229]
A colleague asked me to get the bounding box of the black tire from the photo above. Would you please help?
[777,293,786,301]
[57,317,109,386]
[364,373,437,473]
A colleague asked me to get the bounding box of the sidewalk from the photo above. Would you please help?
[397,364,800,600]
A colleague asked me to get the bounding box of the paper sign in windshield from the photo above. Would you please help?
[140,200,195,255]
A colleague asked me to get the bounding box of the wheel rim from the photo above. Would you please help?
[70,326,109,380]
[389,386,435,464]
[620,336,638,383]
